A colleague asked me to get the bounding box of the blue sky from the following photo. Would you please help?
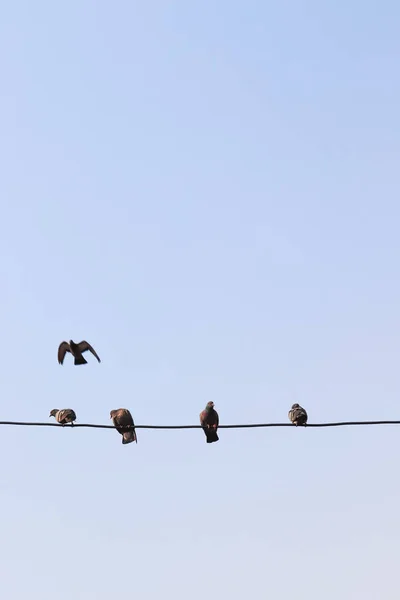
[1,1,400,598]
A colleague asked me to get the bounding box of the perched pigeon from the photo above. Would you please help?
[110,409,137,444]
[288,403,308,426]
[49,408,77,425]
[58,340,101,365]
[199,401,219,443]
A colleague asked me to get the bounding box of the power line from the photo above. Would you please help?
[0,420,399,429]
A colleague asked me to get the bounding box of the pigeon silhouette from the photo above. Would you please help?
[110,409,137,444]
[49,408,77,425]
[288,403,308,426]
[199,401,219,443]
[58,340,101,365]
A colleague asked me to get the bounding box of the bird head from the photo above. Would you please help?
[291,403,300,409]
[110,410,116,419]
[49,409,58,418]
[206,401,215,410]
[69,339,74,345]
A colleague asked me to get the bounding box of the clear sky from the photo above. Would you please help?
[1,1,399,598]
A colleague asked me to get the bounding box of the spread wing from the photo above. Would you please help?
[77,341,101,362]
[58,342,71,365]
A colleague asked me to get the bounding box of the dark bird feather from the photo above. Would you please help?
[49,408,77,424]
[288,403,308,426]
[58,340,101,365]
[199,401,219,443]
[110,408,137,444]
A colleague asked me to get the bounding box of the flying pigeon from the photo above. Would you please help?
[199,401,219,443]
[49,408,77,425]
[288,403,308,426]
[58,340,101,365]
[110,409,137,444]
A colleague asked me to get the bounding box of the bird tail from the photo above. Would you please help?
[122,430,137,444]
[74,355,87,365]
[206,429,219,443]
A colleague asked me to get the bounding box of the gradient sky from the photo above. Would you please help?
[1,1,400,598]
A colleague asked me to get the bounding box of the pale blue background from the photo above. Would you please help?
[1,1,399,598]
